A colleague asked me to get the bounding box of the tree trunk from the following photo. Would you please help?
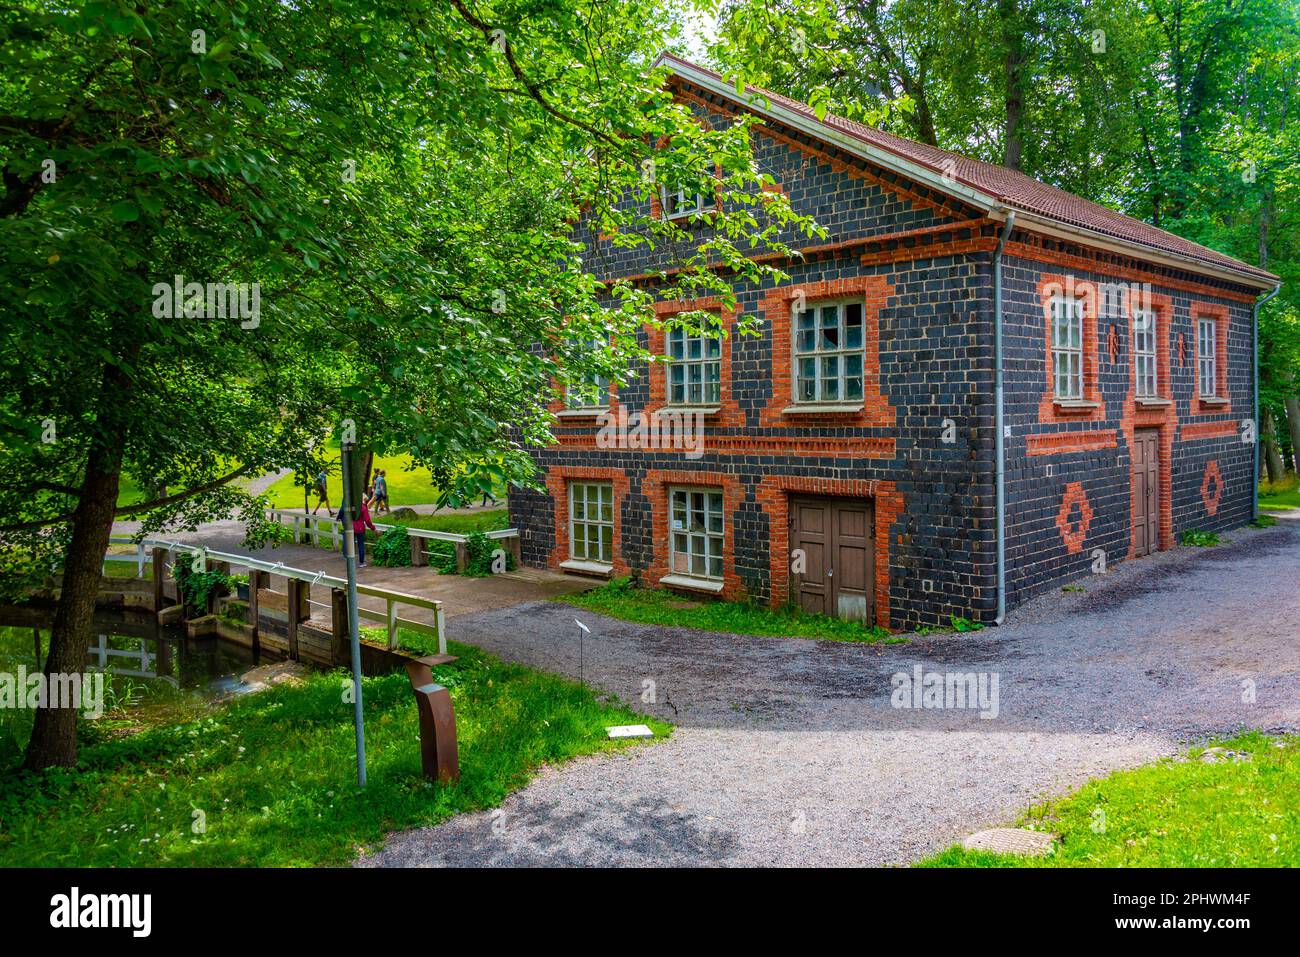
[999,0,1025,170]
[1285,395,1300,474]
[23,354,133,772]
[1262,407,1285,484]
[22,445,122,770]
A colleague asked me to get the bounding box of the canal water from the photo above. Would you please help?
[1,606,259,696]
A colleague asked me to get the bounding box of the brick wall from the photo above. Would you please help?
[999,232,1257,608]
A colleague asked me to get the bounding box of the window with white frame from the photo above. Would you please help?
[569,482,613,563]
[1051,295,1084,400]
[794,299,865,404]
[667,327,721,405]
[1197,317,1218,397]
[565,339,610,409]
[660,185,714,220]
[1133,307,1158,398]
[669,487,724,580]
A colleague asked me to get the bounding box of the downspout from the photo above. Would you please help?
[1253,283,1282,520]
[993,210,1016,626]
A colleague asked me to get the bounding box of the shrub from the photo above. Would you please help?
[1181,528,1221,547]
[464,531,515,576]
[371,526,412,567]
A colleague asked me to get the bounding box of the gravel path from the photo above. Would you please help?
[357,515,1300,867]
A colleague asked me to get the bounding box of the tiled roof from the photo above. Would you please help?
[659,53,1278,286]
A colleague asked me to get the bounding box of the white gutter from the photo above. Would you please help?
[993,210,1015,625]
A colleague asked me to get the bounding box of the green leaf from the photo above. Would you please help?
[110,201,139,222]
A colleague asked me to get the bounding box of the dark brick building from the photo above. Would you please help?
[510,54,1280,631]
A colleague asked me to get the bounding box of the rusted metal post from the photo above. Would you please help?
[405,656,459,783]
[286,578,304,660]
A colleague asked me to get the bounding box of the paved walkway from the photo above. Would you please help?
[357,514,1300,867]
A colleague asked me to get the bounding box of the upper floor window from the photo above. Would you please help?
[569,482,613,564]
[669,487,724,580]
[667,328,721,405]
[565,339,610,409]
[1051,295,1084,400]
[660,185,714,221]
[1133,307,1158,398]
[1197,317,1218,398]
[794,300,864,404]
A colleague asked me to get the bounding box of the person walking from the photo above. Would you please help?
[339,497,379,567]
[373,469,390,514]
[311,470,330,514]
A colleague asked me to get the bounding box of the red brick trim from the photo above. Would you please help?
[756,475,904,630]
[1181,420,1237,441]
[646,298,744,427]
[1201,460,1224,516]
[545,467,631,577]
[1005,238,1258,305]
[1190,300,1231,416]
[1036,274,1106,424]
[641,469,743,597]
[1119,291,1176,558]
[1056,482,1095,554]
[1026,431,1118,456]
[757,275,895,435]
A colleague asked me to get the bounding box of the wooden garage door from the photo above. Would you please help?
[790,497,875,624]
[1133,428,1160,558]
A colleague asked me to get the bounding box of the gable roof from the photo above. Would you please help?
[657,53,1279,289]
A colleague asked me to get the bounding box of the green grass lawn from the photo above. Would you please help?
[395,509,510,534]
[1259,474,1300,511]
[262,440,442,509]
[561,577,900,643]
[917,732,1299,867]
[0,628,668,867]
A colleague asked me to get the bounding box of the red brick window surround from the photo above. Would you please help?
[546,467,631,578]
[758,275,895,428]
[1190,301,1230,415]
[1036,275,1105,424]
[642,469,742,596]
[1127,290,1173,405]
[646,299,743,426]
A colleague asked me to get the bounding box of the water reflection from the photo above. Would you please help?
[3,608,258,698]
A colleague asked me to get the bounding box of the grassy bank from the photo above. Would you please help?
[1259,474,1299,511]
[917,732,1299,867]
[0,631,667,867]
[560,577,900,643]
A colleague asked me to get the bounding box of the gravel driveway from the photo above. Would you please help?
[357,515,1300,867]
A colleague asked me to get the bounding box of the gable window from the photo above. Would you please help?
[1197,317,1218,398]
[660,185,714,221]
[1051,295,1084,400]
[669,487,724,580]
[667,328,721,405]
[569,482,613,563]
[794,300,864,404]
[1133,307,1158,398]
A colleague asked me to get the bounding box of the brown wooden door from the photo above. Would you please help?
[790,497,875,624]
[1133,428,1160,557]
